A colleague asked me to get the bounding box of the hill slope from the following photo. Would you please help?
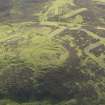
[0,0,105,105]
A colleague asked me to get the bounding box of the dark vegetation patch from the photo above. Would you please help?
[0,50,98,104]
[0,63,35,102]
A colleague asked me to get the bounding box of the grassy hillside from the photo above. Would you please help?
[0,0,105,105]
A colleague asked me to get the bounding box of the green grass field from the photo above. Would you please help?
[0,0,105,105]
